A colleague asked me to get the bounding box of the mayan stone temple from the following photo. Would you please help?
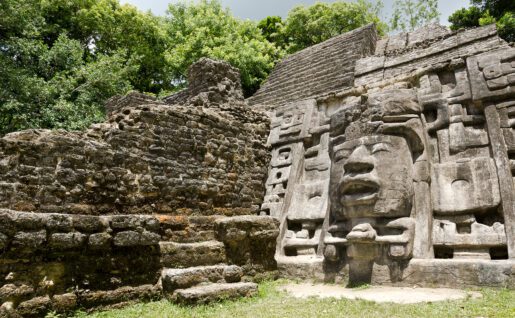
[0,23,514,316]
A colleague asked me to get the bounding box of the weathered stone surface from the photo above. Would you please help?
[0,57,275,316]
[88,232,112,250]
[49,232,87,249]
[248,24,377,112]
[16,296,51,317]
[164,58,244,107]
[51,293,77,313]
[11,230,46,251]
[161,265,243,292]
[384,259,515,288]
[215,216,279,270]
[160,241,226,267]
[77,284,160,308]
[157,215,223,243]
[0,59,270,217]
[170,282,258,305]
[261,23,514,288]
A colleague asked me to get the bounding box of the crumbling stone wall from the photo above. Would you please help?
[0,209,278,316]
[0,58,279,316]
[0,61,270,216]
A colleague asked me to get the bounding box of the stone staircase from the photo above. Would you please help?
[161,265,257,304]
[157,216,262,304]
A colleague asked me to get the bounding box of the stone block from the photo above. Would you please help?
[0,284,34,302]
[11,213,44,231]
[16,296,51,318]
[49,232,87,250]
[431,157,501,214]
[160,241,226,268]
[113,230,160,247]
[88,232,112,250]
[161,265,243,292]
[12,230,46,250]
[170,282,258,305]
[0,233,8,249]
[77,285,160,308]
[467,48,515,102]
[51,293,77,313]
[72,215,107,232]
[46,214,73,232]
[0,210,15,236]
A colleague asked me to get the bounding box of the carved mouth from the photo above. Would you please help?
[340,179,379,205]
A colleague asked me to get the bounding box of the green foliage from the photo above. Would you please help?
[257,16,286,49]
[448,0,515,42]
[1,0,394,135]
[164,0,283,96]
[471,0,515,20]
[479,10,496,26]
[390,0,440,32]
[281,0,387,53]
[0,32,133,134]
[0,0,165,135]
[448,6,482,30]
[74,0,170,93]
[497,11,515,42]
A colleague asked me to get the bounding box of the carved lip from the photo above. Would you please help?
[339,178,379,205]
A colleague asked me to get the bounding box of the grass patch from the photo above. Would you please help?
[63,280,514,318]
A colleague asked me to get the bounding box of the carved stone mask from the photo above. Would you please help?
[330,135,414,219]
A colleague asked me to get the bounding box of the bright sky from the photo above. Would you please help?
[119,0,471,26]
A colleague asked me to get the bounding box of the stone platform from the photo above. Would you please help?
[281,283,482,303]
[277,257,515,288]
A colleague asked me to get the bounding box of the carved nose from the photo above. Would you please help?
[343,145,374,174]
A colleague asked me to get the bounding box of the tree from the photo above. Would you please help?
[281,0,387,53]
[74,0,171,93]
[497,11,515,42]
[164,0,284,96]
[448,6,483,30]
[0,32,133,134]
[471,0,515,19]
[390,0,440,32]
[257,16,286,50]
[448,0,514,42]
[0,0,147,135]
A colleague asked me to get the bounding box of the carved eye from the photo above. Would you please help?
[371,143,390,154]
[334,150,351,162]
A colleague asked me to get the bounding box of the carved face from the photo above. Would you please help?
[330,135,414,219]
[279,110,304,136]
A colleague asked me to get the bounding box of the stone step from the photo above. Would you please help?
[158,215,223,243]
[159,241,226,267]
[170,282,258,305]
[161,264,243,292]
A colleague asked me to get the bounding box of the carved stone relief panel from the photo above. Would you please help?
[281,105,332,257]
[322,89,424,284]
[467,48,515,102]
[415,62,511,260]
[268,99,316,146]
[261,100,318,218]
[431,157,501,214]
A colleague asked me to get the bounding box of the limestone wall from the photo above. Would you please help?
[0,58,279,316]
[247,24,377,112]
[0,97,269,217]
[0,209,278,316]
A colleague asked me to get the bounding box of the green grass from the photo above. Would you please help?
[63,280,514,318]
